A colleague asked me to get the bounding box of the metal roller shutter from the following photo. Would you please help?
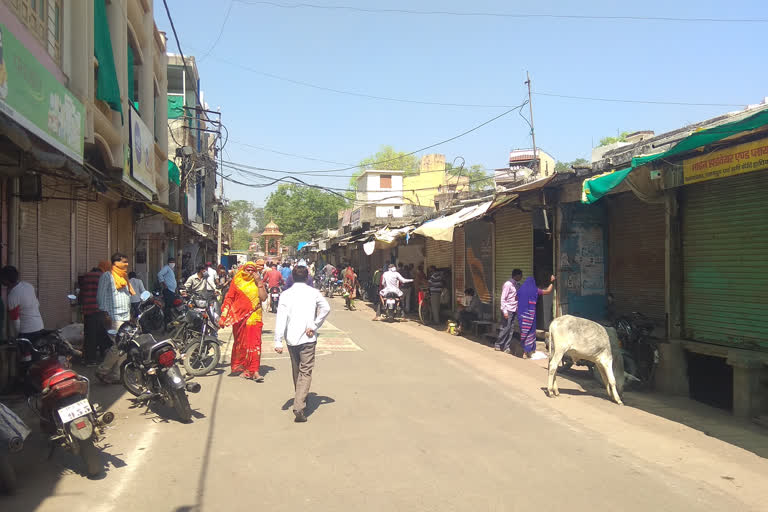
[425,238,452,270]
[453,227,465,303]
[75,200,88,275]
[38,179,72,327]
[682,171,768,351]
[87,198,109,266]
[115,207,134,258]
[494,207,532,314]
[607,193,666,325]
[18,201,38,287]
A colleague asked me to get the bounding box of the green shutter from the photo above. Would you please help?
[682,171,768,351]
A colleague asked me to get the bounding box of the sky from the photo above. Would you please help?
[155,0,768,206]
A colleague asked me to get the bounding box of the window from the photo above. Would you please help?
[380,174,392,189]
[9,0,62,63]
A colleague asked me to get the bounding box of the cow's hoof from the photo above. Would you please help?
[615,400,624,406]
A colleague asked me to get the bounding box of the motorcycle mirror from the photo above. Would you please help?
[140,290,152,301]
[66,294,77,300]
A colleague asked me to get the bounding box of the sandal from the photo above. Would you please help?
[240,371,254,379]
[254,375,264,383]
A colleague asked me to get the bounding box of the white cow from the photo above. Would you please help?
[546,315,624,405]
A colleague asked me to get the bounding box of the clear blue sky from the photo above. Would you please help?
[156,0,768,205]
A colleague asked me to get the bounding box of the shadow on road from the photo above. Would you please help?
[281,392,336,417]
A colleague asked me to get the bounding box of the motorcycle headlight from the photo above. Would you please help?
[195,299,208,308]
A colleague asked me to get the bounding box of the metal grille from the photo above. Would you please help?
[607,193,666,325]
[75,200,88,275]
[18,201,38,288]
[682,171,768,351]
[87,198,109,266]
[37,179,72,327]
[425,238,452,271]
[494,207,532,317]
[453,227,465,304]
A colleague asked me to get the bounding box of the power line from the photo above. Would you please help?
[197,1,235,62]
[533,91,744,107]
[235,1,768,23]
[228,139,352,166]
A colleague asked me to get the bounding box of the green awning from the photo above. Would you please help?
[168,160,180,186]
[94,0,122,120]
[582,108,768,203]
[168,95,184,119]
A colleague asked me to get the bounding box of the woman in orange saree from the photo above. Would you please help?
[219,260,268,380]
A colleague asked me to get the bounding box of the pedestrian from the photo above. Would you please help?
[285,259,314,290]
[342,265,358,310]
[219,260,267,380]
[0,265,44,342]
[205,261,217,290]
[376,264,413,318]
[456,288,481,332]
[413,264,427,310]
[76,261,110,364]
[495,269,523,353]
[157,257,178,314]
[184,264,216,299]
[517,275,556,358]
[280,261,292,286]
[427,266,445,325]
[96,253,135,383]
[401,263,413,313]
[128,271,147,319]
[274,265,330,423]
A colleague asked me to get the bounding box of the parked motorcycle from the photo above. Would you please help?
[615,312,659,388]
[117,291,201,423]
[0,402,30,494]
[269,286,281,313]
[381,292,403,322]
[12,321,114,477]
[166,294,222,376]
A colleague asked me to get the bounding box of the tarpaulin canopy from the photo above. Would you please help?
[374,226,414,244]
[94,0,122,120]
[168,160,180,186]
[168,95,185,119]
[582,108,768,204]
[297,241,309,251]
[146,202,183,225]
[412,201,492,242]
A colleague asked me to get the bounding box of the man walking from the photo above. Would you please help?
[274,266,330,423]
[79,261,110,363]
[96,253,134,383]
[495,269,523,353]
[157,257,178,313]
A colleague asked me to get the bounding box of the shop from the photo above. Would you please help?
[493,206,532,319]
[463,220,494,319]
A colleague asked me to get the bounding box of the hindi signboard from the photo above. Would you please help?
[683,137,768,185]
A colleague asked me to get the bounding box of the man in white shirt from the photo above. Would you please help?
[205,262,217,290]
[0,266,44,339]
[274,265,330,423]
[184,265,216,299]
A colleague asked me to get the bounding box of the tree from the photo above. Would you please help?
[599,131,631,147]
[222,200,265,251]
[445,163,494,192]
[554,158,590,173]
[264,184,348,249]
[348,145,421,193]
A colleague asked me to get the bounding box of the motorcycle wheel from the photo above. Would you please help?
[183,340,221,376]
[418,299,432,325]
[0,455,17,494]
[120,361,147,397]
[171,387,192,423]
[78,439,103,477]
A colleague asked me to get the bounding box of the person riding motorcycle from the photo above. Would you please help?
[377,264,413,317]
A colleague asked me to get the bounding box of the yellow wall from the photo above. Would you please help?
[404,171,447,207]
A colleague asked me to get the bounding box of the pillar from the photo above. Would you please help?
[727,357,767,418]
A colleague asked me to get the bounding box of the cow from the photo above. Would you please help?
[546,315,625,405]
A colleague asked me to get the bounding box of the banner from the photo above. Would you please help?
[129,106,156,193]
[464,221,493,317]
[683,137,768,185]
[0,23,84,162]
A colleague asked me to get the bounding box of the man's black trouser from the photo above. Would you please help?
[83,312,108,362]
[495,312,517,352]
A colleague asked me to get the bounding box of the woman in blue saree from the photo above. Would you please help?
[517,275,555,358]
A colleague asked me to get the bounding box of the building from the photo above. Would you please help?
[403,154,470,209]
[494,148,556,186]
[0,0,169,327]
[261,220,283,261]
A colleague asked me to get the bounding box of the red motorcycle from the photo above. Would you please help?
[14,330,114,477]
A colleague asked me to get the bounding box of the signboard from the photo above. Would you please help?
[0,23,84,162]
[128,106,156,193]
[683,137,768,185]
[350,208,361,229]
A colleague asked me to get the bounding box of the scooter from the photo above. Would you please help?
[269,286,281,313]
[380,292,403,322]
[0,402,30,494]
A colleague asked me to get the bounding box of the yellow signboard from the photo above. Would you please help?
[684,137,768,185]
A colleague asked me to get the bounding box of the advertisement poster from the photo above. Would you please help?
[683,137,768,185]
[0,23,84,162]
[129,106,156,193]
[464,221,493,317]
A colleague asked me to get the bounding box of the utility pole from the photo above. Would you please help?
[525,71,538,175]
[216,114,224,266]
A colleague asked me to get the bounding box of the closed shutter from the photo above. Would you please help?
[38,179,72,328]
[682,171,768,351]
[116,207,134,258]
[425,238,452,270]
[75,200,88,275]
[494,208,532,314]
[18,201,38,287]
[453,227,465,303]
[87,198,109,266]
[607,193,666,325]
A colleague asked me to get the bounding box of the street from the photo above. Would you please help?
[3,297,767,512]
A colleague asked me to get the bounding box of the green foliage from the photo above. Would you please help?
[445,163,494,191]
[554,158,590,173]
[222,200,265,251]
[599,131,631,147]
[264,184,349,249]
[349,145,421,192]
[231,228,252,251]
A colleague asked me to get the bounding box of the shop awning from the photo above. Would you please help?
[297,241,310,251]
[412,201,492,242]
[582,107,768,204]
[374,225,415,244]
[145,202,183,224]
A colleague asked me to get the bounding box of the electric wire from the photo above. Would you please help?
[197,1,235,62]
[533,92,744,107]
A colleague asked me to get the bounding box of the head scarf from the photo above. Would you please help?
[112,261,135,295]
[220,261,264,327]
[97,261,111,273]
[516,277,539,315]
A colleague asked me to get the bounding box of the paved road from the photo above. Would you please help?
[3,297,767,511]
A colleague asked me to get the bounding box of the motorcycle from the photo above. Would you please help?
[12,319,114,477]
[380,292,403,322]
[615,312,659,388]
[269,286,281,313]
[166,293,222,376]
[332,279,344,297]
[0,402,30,494]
